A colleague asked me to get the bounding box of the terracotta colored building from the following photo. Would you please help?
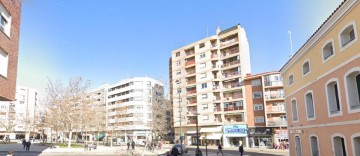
[0,0,22,101]
[280,0,360,155]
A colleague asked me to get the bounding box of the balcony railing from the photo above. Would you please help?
[221,50,239,57]
[224,94,243,100]
[213,97,221,101]
[187,80,196,85]
[267,120,287,127]
[223,71,241,78]
[222,60,240,68]
[211,44,218,48]
[211,54,219,58]
[265,94,285,100]
[185,60,195,66]
[187,100,197,104]
[187,111,197,115]
[224,106,243,111]
[225,118,244,123]
[213,85,220,90]
[186,90,197,95]
[186,71,196,75]
[264,81,284,86]
[214,107,221,112]
[186,51,195,56]
[188,120,196,124]
[220,39,238,47]
[223,83,242,89]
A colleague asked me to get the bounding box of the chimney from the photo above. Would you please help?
[216,26,221,35]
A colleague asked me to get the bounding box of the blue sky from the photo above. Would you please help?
[17,0,342,94]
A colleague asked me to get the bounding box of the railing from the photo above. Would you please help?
[187,80,196,85]
[267,107,286,113]
[186,71,196,75]
[223,83,242,89]
[267,120,287,127]
[225,119,244,123]
[187,100,197,104]
[211,44,218,48]
[220,39,238,47]
[213,75,220,79]
[213,85,220,90]
[265,94,285,100]
[186,90,197,95]
[223,71,241,78]
[211,54,218,58]
[221,50,239,57]
[213,97,221,101]
[186,51,195,56]
[185,60,195,66]
[264,81,283,86]
[224,94,243,100]
[224,106,243,111]
[222,60,240,68]
[187,111,197,115]
[212,64,220,69]
[188,120,196,124]
[214,107,221,112]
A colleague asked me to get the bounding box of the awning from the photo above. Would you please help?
[200,126,222,133]
[205,134,223,140]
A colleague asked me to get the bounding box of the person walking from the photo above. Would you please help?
[25,140,31,151]
[239,144,244,156]
[22,139,26,150]
[171,146,180,156]
[217,144,224,156]
[131,140,135,150]
[127,142,130,150]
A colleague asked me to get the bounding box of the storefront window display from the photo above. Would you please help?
[223,125,248,147]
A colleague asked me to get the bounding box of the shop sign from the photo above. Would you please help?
[224,125,247,134]
[289,129,303,134]
[249,127,273,135]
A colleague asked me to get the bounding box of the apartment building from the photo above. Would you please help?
[280,0,360,155]
[106,77,164,141]
[244,72,287,148]
[0,0,22,101]
[170,24,251,147]
[0,86,39,140]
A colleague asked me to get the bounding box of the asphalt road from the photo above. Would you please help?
[160,148,289,156]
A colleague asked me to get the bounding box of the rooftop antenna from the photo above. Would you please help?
[207,25,209,37]
[288,31,294,58]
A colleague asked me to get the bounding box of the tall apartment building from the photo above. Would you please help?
[0,0,22,101]
[280,0,360,155]
[0,86,39,140]
[244,72,287,148]
[170,24,251,147]
[106,77,164,141]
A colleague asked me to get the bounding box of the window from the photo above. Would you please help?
[202,115,209,120]
[305,92,315,119]
[310,136,320,156]
[254,104,263,111]
[176,70,181,75]
[200,62,206,68]
[202,104,208,110]
[288,74,294,86]
[333,135,347,156]
[176,52,180,57]
[351,133,360,156]
[253,92,262,99]
[255,116,264,123]
[251,79,261,86]
[177,88,181,93]
[326,79,342,116]
[344,67,360,112]
[199,43,205,48]
[340,22,357,48]
[201,83,207,89]
[295,136,302,156]
[201,73,207,79]
[0,49,8,77]
[176,61,181,66]
[0,3,11,36]
[302,61,310,76]
[291,99,299,121]
[200,53,205,58]
[322,41,334,61]
[201,94,208,99]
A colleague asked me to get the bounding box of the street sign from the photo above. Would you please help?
[289,129,303,134]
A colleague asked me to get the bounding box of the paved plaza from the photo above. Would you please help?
[0,143,289,156]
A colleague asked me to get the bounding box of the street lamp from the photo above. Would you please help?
[195,113,202,156]
[176,80,183,156]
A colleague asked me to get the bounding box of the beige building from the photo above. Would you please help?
[170,24,252,147]
[280,0,360,155]
[244,72,287,148]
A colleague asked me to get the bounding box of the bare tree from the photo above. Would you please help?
[45,77,90,148]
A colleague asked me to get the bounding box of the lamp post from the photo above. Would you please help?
[195,113,202,156]
[176,80,183,156]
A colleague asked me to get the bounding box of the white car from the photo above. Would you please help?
[135,140,146,146]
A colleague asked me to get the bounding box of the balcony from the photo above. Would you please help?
[224,106,243,112]
[187,99,197,105]
[265,94,285,100]
[185,60,195,66]
[223,82,242,89]
[267,120,287,127]
[187,80,196,85]
[187,120,196,124]
[223,71,241,79]
[213,85,220,91]
[211,54,219,59]
[224,117,244,124]
[211,44,218,49]
[222,60,240,68]
[264,81,283,87]
[214,107,222,112]
[267,105,286,113]
[212,64,220,70]
[187,110,197,116]
[220,39,238,47]
[186,51,195,57]
[223,94,243,101]
[186,90,197,95]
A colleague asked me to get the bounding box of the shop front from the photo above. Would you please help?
[200,126,223,146]
[185,130,199,146]
[248,127,273,148]
[274,129,288,146]
[223,125,248,147]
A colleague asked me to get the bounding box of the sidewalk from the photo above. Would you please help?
[187,145,289,153]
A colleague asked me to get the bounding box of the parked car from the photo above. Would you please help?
[170,144,188,154]
[135,139,146,146]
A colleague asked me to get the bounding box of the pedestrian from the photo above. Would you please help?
[171,146,180,156]
[217,144,224,156]
[127,142,130,150]
[25,140,31,151]
[131,140,135,150]
[22,139,26,150]
[239,144,244,156]
[84,143,88,151]
[6,150,13,156]
[158,141,162,149]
